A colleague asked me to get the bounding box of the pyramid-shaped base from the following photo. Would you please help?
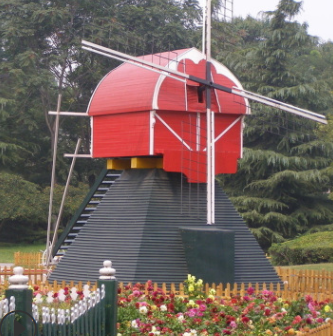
[50,169,280,285]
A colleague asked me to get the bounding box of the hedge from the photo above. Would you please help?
[268,231,333,265]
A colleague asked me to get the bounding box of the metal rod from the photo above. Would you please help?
[64,154,92,158]
[202,1,206,54]
[46,94,62,265]
[47,138,82,266]
[48,111,88,117]
[206,0,214,225]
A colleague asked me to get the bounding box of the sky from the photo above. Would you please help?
[199,0,333,42]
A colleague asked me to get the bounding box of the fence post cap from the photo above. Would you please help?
[8,266,29,289]
[99,260,116,280]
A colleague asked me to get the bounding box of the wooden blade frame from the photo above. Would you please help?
[82,40,327,125]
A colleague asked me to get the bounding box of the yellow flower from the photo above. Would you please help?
[209,288,216,295]
[324,305,331,312]
[283,303,289,309]
[189,284,194,292]
[151,305,157,311]
[187,300,195,307]
[197,279,203,285]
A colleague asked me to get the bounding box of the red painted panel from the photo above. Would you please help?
[92,112,149,158]
[154,111,242,182]
[88,49,190,116]
[212,69,247,115]
[163,150,238,183]
[157,59,247,114]
[88,64,159,116]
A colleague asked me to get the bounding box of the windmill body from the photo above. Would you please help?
[87,48,250,182]
[50,47,284,285]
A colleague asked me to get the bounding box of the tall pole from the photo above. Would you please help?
[205,0,215,224]
[46,94,62,264]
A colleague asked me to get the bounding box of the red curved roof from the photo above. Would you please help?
[87,48,250,116]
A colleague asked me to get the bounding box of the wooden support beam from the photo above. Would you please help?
[131,157,163,169]
[107,159,131,170]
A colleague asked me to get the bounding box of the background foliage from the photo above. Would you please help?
[1,0,333,251]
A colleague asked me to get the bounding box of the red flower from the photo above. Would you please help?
[264,309,271,316]
[292,315,302,325]
[247,287,254,295]
[33,285,39,291]
[242,316,250,323]
[53,293,58,298]
[167,303,174,312]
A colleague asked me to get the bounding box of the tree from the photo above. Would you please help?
[0,0,204,238]
[217,0,333,250]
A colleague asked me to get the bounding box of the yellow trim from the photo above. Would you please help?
[107,159,131,170]
[131,157,163,169]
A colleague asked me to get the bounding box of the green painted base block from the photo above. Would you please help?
[179,227,235,284]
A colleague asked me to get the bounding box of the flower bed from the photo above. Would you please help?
[2,275,333,335]
[117,276,333,336]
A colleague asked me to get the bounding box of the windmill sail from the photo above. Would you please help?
[82,40,327,125]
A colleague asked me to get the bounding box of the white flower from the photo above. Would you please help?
[139,306,148,314]
[46,292,54,304]
[70,287,78,301]
[325,318,331,323]
[131,320,139,328]
[151,326,160,335]
[160,304,167,312]
[35,293,44,304]
[177,314,184,321]
[117,334,122,336]
[281,308,287,313]
[190,329,197,335]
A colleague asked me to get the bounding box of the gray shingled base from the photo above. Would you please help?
[49,169,281,285]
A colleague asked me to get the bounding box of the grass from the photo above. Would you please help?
[1,242,333,271]
[277,263,333,272]
[0,243,46,263]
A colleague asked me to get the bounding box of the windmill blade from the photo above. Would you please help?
[82,40,327,125]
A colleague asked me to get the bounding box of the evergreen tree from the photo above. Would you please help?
[218,0,333,250]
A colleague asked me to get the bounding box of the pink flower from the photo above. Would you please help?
[229,321,237,328]
[292,315,302,325]
[133,290,142,297]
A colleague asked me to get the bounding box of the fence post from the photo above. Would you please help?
[5,266,34,336]
[97,260,117,336]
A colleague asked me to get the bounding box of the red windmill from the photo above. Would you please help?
[47,1,327,284]
[87,47,249,182]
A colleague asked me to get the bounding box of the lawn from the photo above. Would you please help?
[0,243,46,263]
[277,263,333,272]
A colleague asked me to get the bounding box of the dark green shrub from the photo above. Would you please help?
[268,231,333,265]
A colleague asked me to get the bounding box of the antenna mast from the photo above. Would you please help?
[205,0,215,225]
